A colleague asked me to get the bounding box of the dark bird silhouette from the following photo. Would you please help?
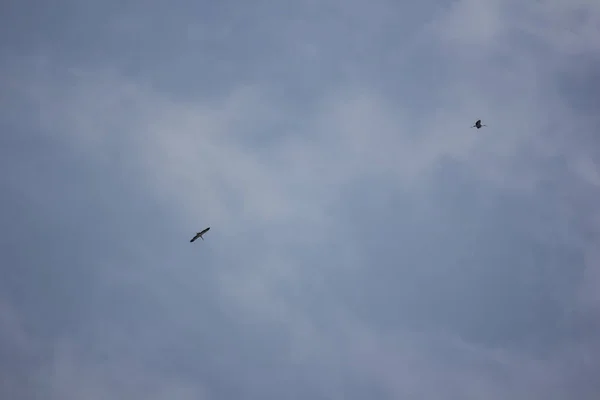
[190,227,210,242]
[472,119,487,129]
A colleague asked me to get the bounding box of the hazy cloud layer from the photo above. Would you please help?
[1,0,600,399]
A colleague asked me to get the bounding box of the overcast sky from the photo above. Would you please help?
[1,0,600,399]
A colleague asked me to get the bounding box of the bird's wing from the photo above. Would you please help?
[190,233,200,242]
[200,227,210,235]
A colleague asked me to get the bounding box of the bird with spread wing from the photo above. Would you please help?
[472,119,487,129]
[190,227,210,242]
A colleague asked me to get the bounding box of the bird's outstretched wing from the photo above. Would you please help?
[190,233,201,242]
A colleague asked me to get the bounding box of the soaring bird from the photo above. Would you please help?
[472,119,487,129]
[190,227,210,242]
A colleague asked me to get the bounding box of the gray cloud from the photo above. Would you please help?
[1,0,600,398]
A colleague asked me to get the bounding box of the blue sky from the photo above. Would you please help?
[1,0,600,398]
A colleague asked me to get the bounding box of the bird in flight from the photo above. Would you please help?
[190,227,210,242]
[472,119,487,129]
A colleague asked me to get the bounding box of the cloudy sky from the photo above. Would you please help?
[1,0,600,398]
